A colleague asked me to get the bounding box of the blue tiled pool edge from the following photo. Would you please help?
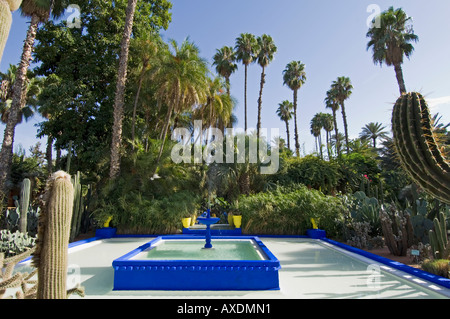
[321,238,450,290]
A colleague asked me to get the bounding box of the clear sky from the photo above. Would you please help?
[1,0,450,156]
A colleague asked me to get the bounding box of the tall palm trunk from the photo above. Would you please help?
[153,102,175,176]
[293,89,300,157]
[256,66,265,140]
[131,69,145,150]
[326,130,331,159]
[46,135,53,174]
[332,108,340,156]
[319,133,323,159]
[284,120,290,150]
[394,63,406,95]
[244,64,248,131]
[340,102,350,154]
[109,0,138,179]
[0,14,39,193]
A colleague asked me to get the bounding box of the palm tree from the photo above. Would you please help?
[234,33,258,131]
[194,76,234,142]
[256,34,276,140]
[212,46,237,98]
[366,6,418,95]
[152,38,208,176]
[325,89,340,156]
[310,113,323,158]
[109,0,139,179]
[129,33,163,150]
[276,100,293,150]
[331,132,345,156]
[331,76,353,154]
[360,122,389,148]
[0,0,67,193]
[283,61,306,157]
[0,64,41,125]
[321,113,334,159]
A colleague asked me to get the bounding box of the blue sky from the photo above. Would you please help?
[1,0,450,156]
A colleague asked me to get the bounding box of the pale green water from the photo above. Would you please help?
[132,240,266,260]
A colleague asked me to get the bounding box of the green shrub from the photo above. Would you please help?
[94,190,201,234]
[271,155,341,195]
[236,184,346,236]
[92,142,203,234]
[422,259,449,278]
[337,152,382,193]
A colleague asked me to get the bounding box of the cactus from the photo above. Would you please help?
[0,247,37,299]
[0,229,36,258]
[32,170,74,299]
[70,171,83,242]
[0,0,21,62]
[6,207,19,230]
[429,212,450,260]
[392,92,450,204]
[18,178,31,234]
[380,204,414,256]
[351,191,381,235]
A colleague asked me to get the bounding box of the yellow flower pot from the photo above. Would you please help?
[182,217,192,229]
[228,213,234,227]
[232,215,242,229]
[310,218,319,229]
[103,216,113,228]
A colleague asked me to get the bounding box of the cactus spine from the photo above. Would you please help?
[392,92,450,204]
[429,211,449,260]
[18,178,31,233]
[32,171,74,299]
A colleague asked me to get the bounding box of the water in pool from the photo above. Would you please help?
[131,239,267,261]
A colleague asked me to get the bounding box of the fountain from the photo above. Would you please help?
[196,209,220,249]
[112,235,280,290]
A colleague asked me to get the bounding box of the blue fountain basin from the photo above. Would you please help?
[112,235,281,290]
[196,217,220,226]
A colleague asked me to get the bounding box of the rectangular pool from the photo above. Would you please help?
[112,236,281,291]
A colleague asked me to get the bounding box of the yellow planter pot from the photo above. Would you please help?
[232,215,242,229]
[103,216,113,228]
[182,217,192,229]
[227,214,234,227]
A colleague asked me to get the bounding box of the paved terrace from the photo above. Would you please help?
[11,236,450,299]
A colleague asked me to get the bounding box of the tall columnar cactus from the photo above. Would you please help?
[32,171,74,299]
[70,171,83,242]
[18,178,31,233]
[392,92,450,204]
[429,211,449,260]
[0,0,22,63]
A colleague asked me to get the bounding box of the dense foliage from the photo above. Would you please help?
[236,184,346,237]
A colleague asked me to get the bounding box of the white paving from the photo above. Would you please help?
[11,237,450,299]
